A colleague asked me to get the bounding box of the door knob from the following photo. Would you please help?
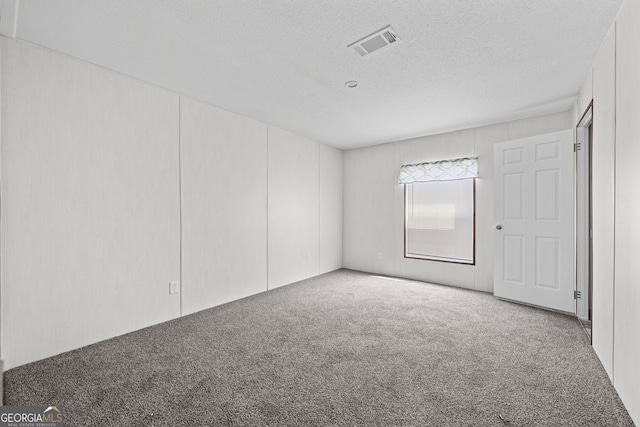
[495,224,503,230]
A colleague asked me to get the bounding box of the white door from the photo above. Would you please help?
[493,129,575,313]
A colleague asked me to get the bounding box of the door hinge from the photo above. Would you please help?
[574,290,582,299]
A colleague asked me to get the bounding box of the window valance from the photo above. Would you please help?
[398,156,478,184]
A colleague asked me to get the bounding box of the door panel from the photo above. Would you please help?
[503,235,524,283]
[494,129,574,313]
[504,173,524,219]
[536,237,559,289]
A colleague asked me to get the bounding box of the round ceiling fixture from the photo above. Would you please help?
[345,80,358,88]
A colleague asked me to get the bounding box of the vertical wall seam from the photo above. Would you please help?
[178,96,183,318]
[611,21,617,384]
[12,0,20,39]
[394,141,398,278]
[341,149,345,270]
[178,97,183,317]
[266,126,269,291]
[318,144,321,275]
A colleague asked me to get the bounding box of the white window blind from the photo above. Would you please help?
[405,179,475,264]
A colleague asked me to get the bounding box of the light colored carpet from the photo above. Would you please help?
[4,269,634,426]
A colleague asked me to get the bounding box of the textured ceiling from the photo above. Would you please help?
[1,0,624,149]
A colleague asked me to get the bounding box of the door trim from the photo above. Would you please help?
[576,101,593,324]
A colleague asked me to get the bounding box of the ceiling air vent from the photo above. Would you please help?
[348,25,401,57]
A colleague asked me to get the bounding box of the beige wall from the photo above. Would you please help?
[343,111,573,292]
[572,0,640,423]
[0,38,343,369]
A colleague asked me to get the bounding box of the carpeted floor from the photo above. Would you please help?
[4,269,634,426]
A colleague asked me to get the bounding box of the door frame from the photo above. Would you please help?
[575,101,593,322]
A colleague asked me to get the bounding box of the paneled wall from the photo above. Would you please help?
[0,39,2,400]
[180,98,268,315]
[343,111,572,292]
[0,38,343,369]
[1,40,181,368]
[319,144,343,274]
[343,143,397,277]
[613,0,640,422]
[591,24,616,379]
[572,0,640,422]
[267,127,320,289]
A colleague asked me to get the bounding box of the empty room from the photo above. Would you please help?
[0,1,639,426]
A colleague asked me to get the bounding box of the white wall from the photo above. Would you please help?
[1,39,181,369]
[343,111,572,292]
[577,68,593,117]
[180,97,268,315]
[572,0,640,422]
[591,24,616,379]
[267,127,320,289]
[613,0,640,422]
[319,144,343,274]
[343,142,397,277]
[0,38,343,369]
[0,39,3,400]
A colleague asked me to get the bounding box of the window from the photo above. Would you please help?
[400,157,476,264]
